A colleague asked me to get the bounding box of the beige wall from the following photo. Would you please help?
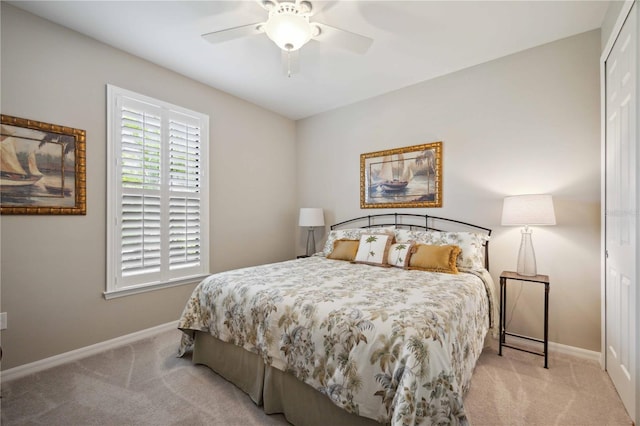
[0,2,604,371]
[296,30,602,351]
[0,4,296,370]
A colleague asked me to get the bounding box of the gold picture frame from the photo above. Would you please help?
[1,114,86,214]
[360,142,442,209]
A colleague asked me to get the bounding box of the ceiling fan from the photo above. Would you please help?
[201,0,373,76]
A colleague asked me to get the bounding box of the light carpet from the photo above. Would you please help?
[0,329,632,425]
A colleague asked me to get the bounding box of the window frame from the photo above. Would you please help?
[105,84,210,299]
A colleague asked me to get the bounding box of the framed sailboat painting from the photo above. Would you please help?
[360,142,442,209]
[0,115,86,214]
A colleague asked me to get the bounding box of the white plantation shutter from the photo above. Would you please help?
[121,108,162,191]
[169,196,201,268]
[168,116,202,271]
[107,85,209,297]
[121,194,162,276]
[169,119,201,192]
[119,105,162,280]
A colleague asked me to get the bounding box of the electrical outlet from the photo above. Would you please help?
[0,312,7,330]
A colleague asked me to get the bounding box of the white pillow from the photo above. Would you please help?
[387,242,414,268]
[394,229,489,270]
[354,233,394,266]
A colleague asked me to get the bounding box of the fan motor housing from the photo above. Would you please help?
[265,2,313,51]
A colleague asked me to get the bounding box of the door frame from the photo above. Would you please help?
[600,0,638,422]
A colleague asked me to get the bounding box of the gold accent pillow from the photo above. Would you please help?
[327,239,360,261]
[408,244,461,274]
[395,229,489,271]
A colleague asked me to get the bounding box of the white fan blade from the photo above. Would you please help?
[202,23,264,44]
[281,49,300,77]
[312,22,373,54]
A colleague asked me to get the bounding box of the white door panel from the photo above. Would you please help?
[605,3,637,421]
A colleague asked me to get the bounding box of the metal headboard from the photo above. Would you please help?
[331,213,492,270]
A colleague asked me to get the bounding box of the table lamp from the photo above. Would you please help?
[299,208,324,256]
[501,194,556,276]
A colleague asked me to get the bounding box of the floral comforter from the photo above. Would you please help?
[178,256,496,426]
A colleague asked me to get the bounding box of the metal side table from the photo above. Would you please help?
[499,271,550,368]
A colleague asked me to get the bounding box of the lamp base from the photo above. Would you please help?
[306,227,316,257]
[517,227,537,276]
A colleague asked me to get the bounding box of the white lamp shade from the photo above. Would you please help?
[265,12,312,51]
[501,194,556,226]
[299,208,324,227]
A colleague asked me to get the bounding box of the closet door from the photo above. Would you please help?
[604,3,637,421]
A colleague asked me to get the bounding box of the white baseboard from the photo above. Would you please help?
[502,334,601,363]
[1,320,178,383]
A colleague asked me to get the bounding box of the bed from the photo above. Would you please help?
[178,213,497,426]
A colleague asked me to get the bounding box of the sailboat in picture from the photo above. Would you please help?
[378,154,411,192]
[0,138,44,187]
[28,149,70,196]
[28,151,44,178]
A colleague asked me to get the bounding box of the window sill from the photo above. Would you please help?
[103,274,209,300]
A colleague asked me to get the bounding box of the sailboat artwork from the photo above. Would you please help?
[360,142,443,208]
[1,115,86,215]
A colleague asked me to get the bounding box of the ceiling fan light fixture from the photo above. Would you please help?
[264,6,312,51]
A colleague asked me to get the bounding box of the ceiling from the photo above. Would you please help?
[10,1,609,120]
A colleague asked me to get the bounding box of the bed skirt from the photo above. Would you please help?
[192,331,382,426]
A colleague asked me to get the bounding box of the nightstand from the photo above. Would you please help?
[498,271,550,368]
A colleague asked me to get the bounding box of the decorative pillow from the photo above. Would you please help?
[395,229,489,270]
[322,226,395,257]
[387,242,414,268]
[354,233,394,266]
[408,244,461,274]
[327,239,360,261]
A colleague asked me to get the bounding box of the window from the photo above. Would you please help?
[106,85,209,298]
